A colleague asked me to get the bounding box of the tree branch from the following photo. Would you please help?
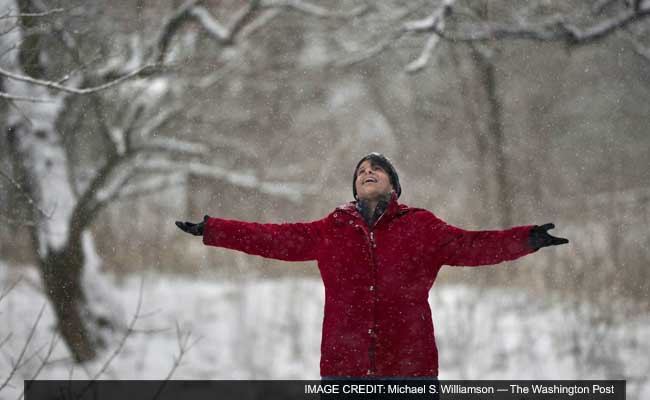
[0,303,46,393]
[339,1,650,71]
[154,0,201,63]
[0,276,22,304]
[334,1,430,67]
[0,8,65,19]
[403,0,454,73]
[335,28,407,67]
[428,6,650,45]
[0,91,53,102]
[405,32,442,73]
[18,332,60,400]
[260,0,369,18]
[0,169,49,219]
[0,64,158,95]
[87,278,145,382]
[140,105,184,139]
[109,174,186,205]
[136,159,320,202]
[135,137,209,156]
[621,27,650,62]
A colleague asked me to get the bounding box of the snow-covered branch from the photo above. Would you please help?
[404,33,442,73]
[182,0,367,52]
[189,6,231,42]
[403,0,454,73]
[91,163,138,208]
[140,105,183,139]
[403,0,454,33]
[428,4,650,44]
[0,64,157,95]
[334,1,429,67]
[153,0,201,63]
[136,138,209,157]
[0,8,64,19]
[110,174,186,204]
[138,159,320,202]
[0,91,52,102]
[260,0,368,18]
[339,0,650,71]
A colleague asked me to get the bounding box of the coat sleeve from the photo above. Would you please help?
[202,216,327,262]
[425,212,538,267]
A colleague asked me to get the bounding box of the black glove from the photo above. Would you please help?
[528,223,569,250]
[175,215,209,236]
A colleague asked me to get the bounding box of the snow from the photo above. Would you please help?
[1,263,649,400]
[81,232,126,341]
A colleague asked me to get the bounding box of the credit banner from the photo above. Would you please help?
[25,379,625,400]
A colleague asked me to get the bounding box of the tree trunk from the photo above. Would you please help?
[41,245,97,361]
[451,44,492,226]
[475,49,513,228]
[6,117,102,362]
[1,0,108,361]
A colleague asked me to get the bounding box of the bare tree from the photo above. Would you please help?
[0,0,362,362]
[337,0,650,228]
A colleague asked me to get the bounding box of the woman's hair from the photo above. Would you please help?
[352,152,401,199]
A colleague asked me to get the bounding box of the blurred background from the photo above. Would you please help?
[0,0,649,398]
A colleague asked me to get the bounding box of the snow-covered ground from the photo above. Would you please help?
[1,264,649,400]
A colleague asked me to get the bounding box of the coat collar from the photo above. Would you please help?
[336,191,409,226]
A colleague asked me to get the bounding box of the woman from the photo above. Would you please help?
[176,153,568,379]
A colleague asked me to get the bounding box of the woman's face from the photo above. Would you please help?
[355,160,393,201]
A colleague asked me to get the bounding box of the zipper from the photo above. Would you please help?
[372,210,386,230]
[367,217,381,374]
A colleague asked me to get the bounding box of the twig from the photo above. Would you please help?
[18,333,61,400]
[89,277,145,381]
[334,1,428,67]
[0,276,22,304]
[0,303,46,393]
[72,277,146,398]
[0,333,11,351]
[150,322,200,400]
[0,171,50,220]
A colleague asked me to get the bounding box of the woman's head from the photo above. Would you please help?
[352,153,401,201]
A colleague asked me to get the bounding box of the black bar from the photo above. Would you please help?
[25,380,626,400]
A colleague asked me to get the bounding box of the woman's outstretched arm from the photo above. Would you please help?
[424,213,568,267]
[177,215,327,262]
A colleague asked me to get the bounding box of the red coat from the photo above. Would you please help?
[202,192,537,377]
